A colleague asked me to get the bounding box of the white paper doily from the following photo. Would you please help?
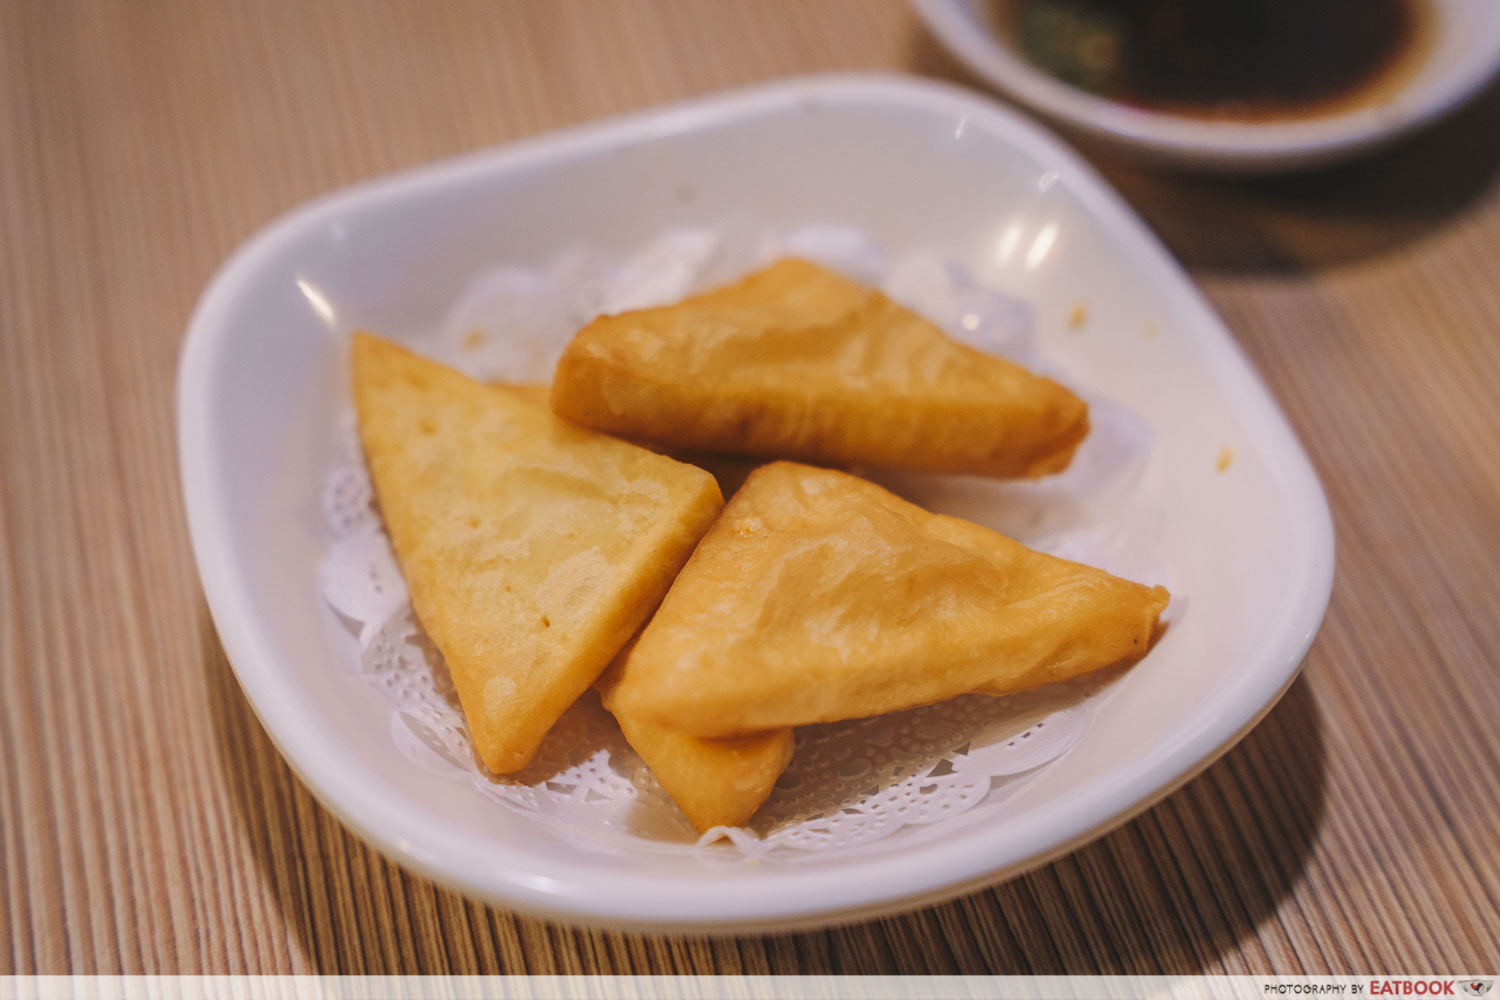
[318,226,1169,859]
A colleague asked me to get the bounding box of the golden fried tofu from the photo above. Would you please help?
[603,462,1169,736]
[551,259,1089,478]
[352,333,723,773]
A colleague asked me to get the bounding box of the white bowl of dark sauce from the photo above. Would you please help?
[912,0,1500,171]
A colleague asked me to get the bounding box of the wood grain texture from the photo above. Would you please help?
[2,0,1497,976]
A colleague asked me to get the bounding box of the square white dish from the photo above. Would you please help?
[177,73,1333,933]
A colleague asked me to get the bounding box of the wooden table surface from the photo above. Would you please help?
[3,0,1498,977]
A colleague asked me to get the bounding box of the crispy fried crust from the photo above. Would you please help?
[551,258,1089,478]
[352,333,723,773]
[604,462,1169,736]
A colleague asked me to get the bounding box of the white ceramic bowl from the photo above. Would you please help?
[912,0,1500,172]
[178,73,1333,932]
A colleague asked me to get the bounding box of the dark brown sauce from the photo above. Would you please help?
[995,0,1431,120]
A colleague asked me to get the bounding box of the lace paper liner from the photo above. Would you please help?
[318,226,1166,859]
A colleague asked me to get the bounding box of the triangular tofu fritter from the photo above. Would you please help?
[551,258,1089,478]
[352,333,724,773]
[604,462,1169,736]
